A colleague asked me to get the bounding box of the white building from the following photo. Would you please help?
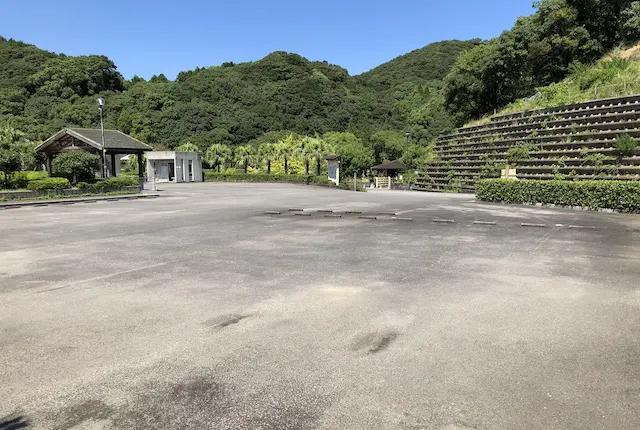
[145,151,203,183]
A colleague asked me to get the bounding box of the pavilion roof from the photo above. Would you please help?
[371,159,407,170]
[36,128,152,153]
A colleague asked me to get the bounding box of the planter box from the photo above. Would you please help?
[391,182,411,190]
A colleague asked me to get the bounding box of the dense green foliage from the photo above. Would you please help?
[175,142,200,152]
[472,55,640,123]
[476,179,640,212]
[0,36,474,163]
[0,170,47,189]
[0,126,37,184]
[444,0,640,124]
[51,151,100,183]
[3,0,639,181]
[614,134,639,158]
[27,177,70,190]
[77,176,139,192]
[204,172,330,185]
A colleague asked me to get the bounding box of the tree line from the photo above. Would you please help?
[2,0,639,180]
[443,0,640,124]
[178,130,435,178]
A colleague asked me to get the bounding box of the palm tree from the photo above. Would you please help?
[274,134,296,175]
[297,136,314,175]
[234,145,255,174]
[204,143,232,172]
[258,143,275,174]
[175,141,200,153]
[306,137,333,176]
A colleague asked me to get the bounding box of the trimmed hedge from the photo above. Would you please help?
[204,172,330,185]
[1,171,48,189]
[476,179,640,213]
[27,177,71,191]
[77,177,139,192]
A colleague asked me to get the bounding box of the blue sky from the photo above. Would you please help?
[1,0,535,79]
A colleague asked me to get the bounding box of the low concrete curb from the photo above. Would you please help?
[0,193,160,209]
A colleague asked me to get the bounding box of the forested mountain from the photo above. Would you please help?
[356,40,481,93]
[0,36,475,149]
[2,0,639,154]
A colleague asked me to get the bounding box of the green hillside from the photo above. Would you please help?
[0,36,474,149]
[492,48,640,118]
[355,40,481,93]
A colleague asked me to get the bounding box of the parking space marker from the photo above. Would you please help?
[294,213,312,217]
[521,223,546,228]
[359,216,377,220]
[345,211,362,214]
[317,210,333,213]
[265,211,281,215]
[324,214,342,218]
[392,217,413,221]
[378,212,397,216]
[432,219,455,224]
[568,225,597,230]
[473,221,497,225]
[288,208,304,212]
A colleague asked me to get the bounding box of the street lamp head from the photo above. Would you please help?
[96,98,105,107]
[405,132,411,137]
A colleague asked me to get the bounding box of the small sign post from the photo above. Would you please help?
[325,155,342,186]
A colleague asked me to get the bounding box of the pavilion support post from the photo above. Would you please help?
[46,154,52,177]
[137,153,145,190]
[110,153,116,178]
[100,152,106,178]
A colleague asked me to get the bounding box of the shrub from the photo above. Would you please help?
[614,135,638,159]
[507,143,536,167]
[27,177,71,191]
[204,172,331,185]
[81,176,139,192]
[52,151,100,183]
[0,170,48,189]
[475,179,640,213]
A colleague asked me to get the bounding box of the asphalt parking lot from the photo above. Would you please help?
[1,183,639,429]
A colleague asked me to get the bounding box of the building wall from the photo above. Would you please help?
[145,151,202,183]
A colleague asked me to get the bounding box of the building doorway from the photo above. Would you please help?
[168,162,175,182]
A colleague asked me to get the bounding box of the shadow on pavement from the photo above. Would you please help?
[0,416,30,430]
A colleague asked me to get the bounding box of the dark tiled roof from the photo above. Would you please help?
[371,159,407,170]
[67,128,152,151]
[36,128,152,152]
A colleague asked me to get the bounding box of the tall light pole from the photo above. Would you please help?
[405,132,412,168]
[97,98,107,177]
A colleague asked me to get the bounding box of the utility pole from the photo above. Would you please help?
[97,98,107,177]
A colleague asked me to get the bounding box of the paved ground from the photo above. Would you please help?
[1,183,639,430]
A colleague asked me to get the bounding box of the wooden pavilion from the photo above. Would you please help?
[35,128,152,179]
[371,159,407,178]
